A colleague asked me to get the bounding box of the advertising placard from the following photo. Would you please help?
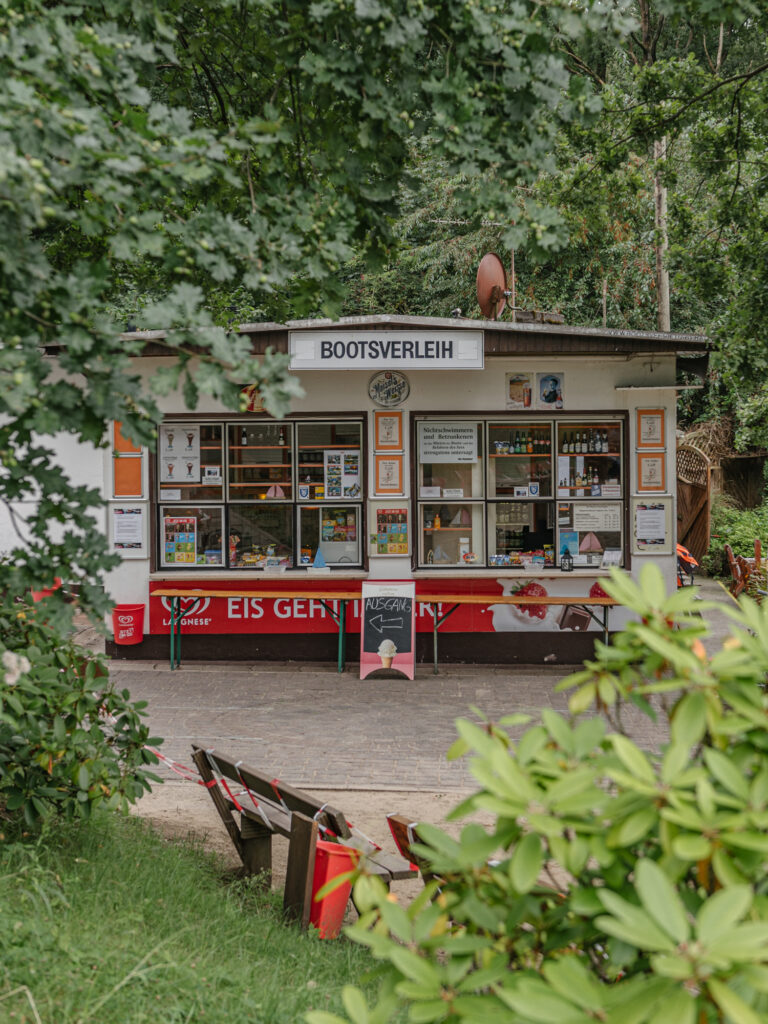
[360,582,415,680]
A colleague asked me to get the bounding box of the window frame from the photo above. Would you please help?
[413,413,627,570]
[153,415,365,571]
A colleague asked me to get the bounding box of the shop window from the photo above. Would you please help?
[488,502,554,567]
[488,423,552,498]
[557,502,623,567]
[229,506,293,568]
[299,505,361,565]
[555,422,622,498]
[158,423,224,502]
[420,503,484,566]
[159,506,223,567]
[157,418,363,569]
[297,422,362,501]
[416,416,625,569]
[228,422,292,501]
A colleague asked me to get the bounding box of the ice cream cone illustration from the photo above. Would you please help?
[378,638,397,668]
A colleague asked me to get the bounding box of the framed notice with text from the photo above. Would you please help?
[374,410,403,451]
[632,496,673,554]
[374,454,404,495]
[636,408,665,449]
[637,452,666,492]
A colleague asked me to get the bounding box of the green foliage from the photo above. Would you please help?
[703,495,768,577]
[0,815,381,1022]
[324,564,768,1024]
[0,0,647,617]
[0,595,159,827]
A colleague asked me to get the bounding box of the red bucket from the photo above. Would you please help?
[309,840,359,939]
[31,577,63,602]
[112,604,145,645]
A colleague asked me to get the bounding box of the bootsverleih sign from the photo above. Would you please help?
[289,330,484,370]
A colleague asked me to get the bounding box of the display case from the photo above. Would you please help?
[228,422,293,501]
[556,422,622,498]
[488,422,552,497]
[488,502,554,567]
[420,503,484,566]
[557,502,623,567]
[297,422,362,501]
[299,505,361,564]
[228,506,293,568]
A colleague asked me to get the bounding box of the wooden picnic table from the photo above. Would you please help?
[151,588,362,671]
[416,593,620,675]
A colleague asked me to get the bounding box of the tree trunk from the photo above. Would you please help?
[653,136,670,332]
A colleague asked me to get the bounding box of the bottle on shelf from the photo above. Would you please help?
[433,512,441,529]
[527,432,533,454]
[603,430,609,451]
[278,426,285,445]
[241,425,247,446]
[594,430,602,453]
[561,432,568,454]
[593,466,599,485]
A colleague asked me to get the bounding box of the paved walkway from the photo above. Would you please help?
[99,578,738,792]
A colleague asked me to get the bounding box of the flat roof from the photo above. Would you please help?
[117,313,709,357]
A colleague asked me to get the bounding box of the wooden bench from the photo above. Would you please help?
[152,588,362,672]
[191,745,418,929]
[416,593,621,675]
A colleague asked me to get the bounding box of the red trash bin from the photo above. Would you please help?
[309,840,359,939]
[112,604,145,645]
[31,577,63,602]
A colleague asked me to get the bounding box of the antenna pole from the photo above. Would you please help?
[509,250,516,323]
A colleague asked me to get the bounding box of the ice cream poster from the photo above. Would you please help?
[360,581,415,681]
[159,424,200,484]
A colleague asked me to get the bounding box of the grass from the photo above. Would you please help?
[0,814,380,1023]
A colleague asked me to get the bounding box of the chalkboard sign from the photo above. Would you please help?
[360,581,415,680]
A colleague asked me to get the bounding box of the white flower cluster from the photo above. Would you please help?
[2,649,32,686]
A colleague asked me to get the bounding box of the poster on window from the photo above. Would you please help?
[376,508,408,555]
[633,498,672,553]
[418,422,478,464]
[163,516,197,564]
[323,450,361,498]
[160,425,200,484]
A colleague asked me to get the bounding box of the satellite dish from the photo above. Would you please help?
[476,253,508,320]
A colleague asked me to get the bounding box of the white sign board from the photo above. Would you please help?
[573,503,622,532]
[418,422,478,464]
[289,330,484,370]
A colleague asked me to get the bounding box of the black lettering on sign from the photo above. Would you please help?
[362,595,413,655]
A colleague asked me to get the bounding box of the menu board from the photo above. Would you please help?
[159,425,200,484]
[376,508,408,555]
[112,506,144,553]
[573,504,622,532]
[163,516,197,564]
[360,581,415,681]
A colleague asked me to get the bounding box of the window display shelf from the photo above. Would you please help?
[230,463,291,469]
[230,482,292,488]
[489,453,551,459]
[558,451,620,458]
[298,444,360,449]
[230,445,290,450]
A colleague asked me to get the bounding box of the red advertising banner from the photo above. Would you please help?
[148,576,611,636]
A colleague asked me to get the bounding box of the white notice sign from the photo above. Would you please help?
[418,423,478,464]
[572,503,622,532]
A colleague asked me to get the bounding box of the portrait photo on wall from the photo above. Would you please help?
[536,372,564,410]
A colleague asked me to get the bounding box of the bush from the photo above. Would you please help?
[704,494,768,577]
[314,566,768,1024]
[0,595,160,827]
